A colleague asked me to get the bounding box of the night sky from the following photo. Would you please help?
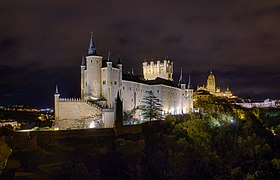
[1,0,280,108]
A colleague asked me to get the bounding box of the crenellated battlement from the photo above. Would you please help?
[54,33,194,130]
[143,59,172,67]
[143,59,173,81]
[58,98,104,111]
[59,98,83,102]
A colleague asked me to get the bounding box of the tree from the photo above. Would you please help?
[0,127,13,175]
[140,90,162,122]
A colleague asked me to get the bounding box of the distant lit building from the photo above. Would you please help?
[197,71,237,99]
[54,33,193,129]
[0,121,18,128]
[235,99,277,108]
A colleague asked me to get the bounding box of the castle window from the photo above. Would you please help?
[130,87,132,90]
[114,81,117,85]
[103,81,106,85]
[157,90,159,93]
[123,86,125,90]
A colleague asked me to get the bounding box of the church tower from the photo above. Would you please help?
[83,32,103,100]
[206,70,216,93]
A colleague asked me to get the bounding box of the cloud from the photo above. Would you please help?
[0,0,280,106]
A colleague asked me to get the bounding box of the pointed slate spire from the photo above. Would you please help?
[107,51,111,62]
[55,85,59,94]
[117,55,122,64]
[187,75,192,89]
[178,68,183,84]
[87,32,97,55]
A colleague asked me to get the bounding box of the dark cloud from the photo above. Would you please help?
[0,0,280,107]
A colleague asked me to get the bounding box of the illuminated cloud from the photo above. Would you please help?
[0,0,279,106]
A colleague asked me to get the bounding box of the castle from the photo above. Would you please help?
[54,33,193,129]
[197,71,236,98]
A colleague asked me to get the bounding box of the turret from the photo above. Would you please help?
[178,68,186,89]
[185,75,193,113]
[85,32,103,100]
[142,61,148,79]
[80,57,86,100]
[106,52,113,108]
[54,85,60,120]
[117,55,123,97]
[187,75,192,89]
[156,60,160,74]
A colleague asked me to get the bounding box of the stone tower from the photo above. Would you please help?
[106,52,113,108]
[143,59,173,80]
[206,70,216,93]
[82,33,103,100]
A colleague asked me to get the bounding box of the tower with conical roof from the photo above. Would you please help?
[54,85,60,120]
[82,32,103,100]
[178,68,186,89]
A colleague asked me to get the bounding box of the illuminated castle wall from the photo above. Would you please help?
[54,33,193,129]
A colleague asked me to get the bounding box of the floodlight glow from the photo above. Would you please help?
[89,121,96,128]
